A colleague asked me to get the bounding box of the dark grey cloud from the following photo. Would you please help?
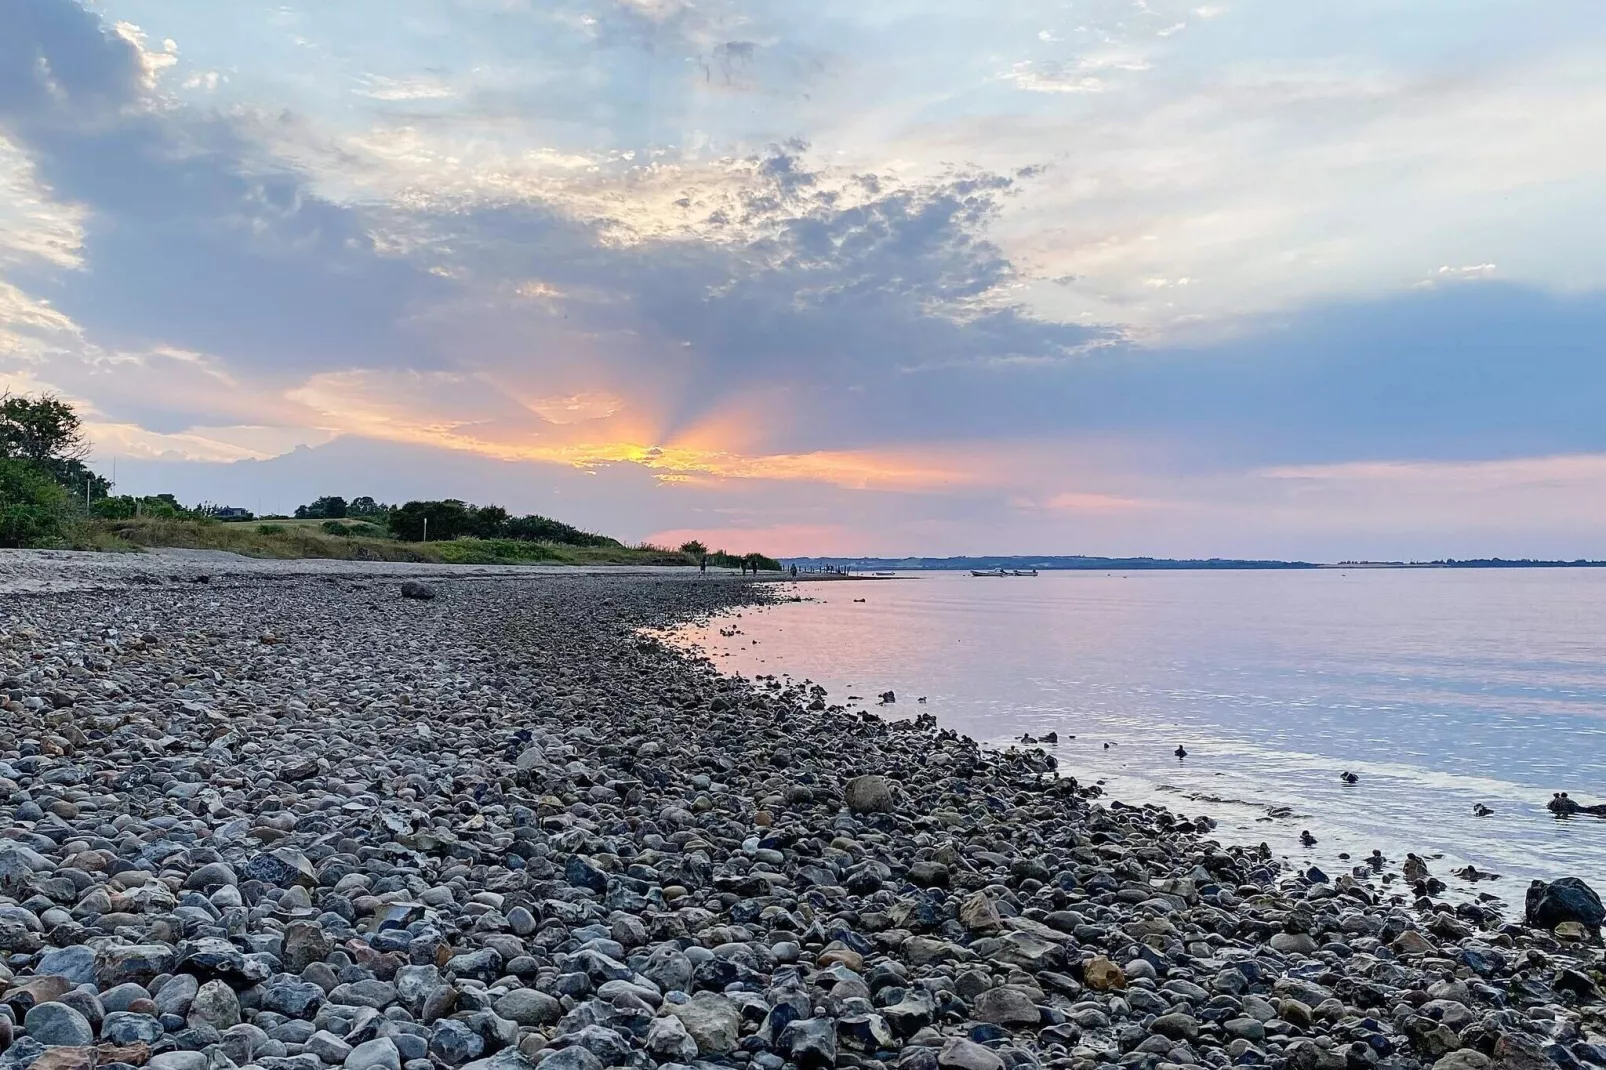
[0,0,141,115]
[2,1,1108,443]
[9,0,1605,489]
[424,148,1114,440]
[871,281,1606,471]
[0,0,450,373]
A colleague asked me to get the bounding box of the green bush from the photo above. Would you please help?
[0,457,77,547]
[257,523,287,535]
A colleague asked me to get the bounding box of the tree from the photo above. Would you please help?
[0,457,75,547]
[503,512,616,547]
[679,540,708,556]
[294,495,348,519]
[468,504,509,539]
[389,499,471,541]
[0,393,87,465]
[348,496,384,518]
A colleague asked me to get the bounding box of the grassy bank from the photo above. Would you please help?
[90,518,699,567]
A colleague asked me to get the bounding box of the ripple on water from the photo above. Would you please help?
[675,569,1606,890]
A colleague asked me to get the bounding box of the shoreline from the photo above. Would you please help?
[0,565,1599,1070]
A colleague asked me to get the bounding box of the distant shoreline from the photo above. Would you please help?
[782,554,1606,571]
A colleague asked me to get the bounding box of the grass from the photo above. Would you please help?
[86,517,699,567]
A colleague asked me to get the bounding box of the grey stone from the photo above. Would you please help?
[308,1030,354,1063]
[972,986,1039,1026]
[23,1002,95,1047]
[844,775,895,814]
[100,1011,165,1045]
[667,993,740,1055]
[188,980,241,1031]
[34,946,96,986]
[938,1038,1004,1070]
[492,990,560,1028]
[346,1038,403,1070]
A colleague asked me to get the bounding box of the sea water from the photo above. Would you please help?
[675,568,1606,896]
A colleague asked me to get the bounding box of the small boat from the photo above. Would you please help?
[971,569,1006,577]
[1010,569,1038,576]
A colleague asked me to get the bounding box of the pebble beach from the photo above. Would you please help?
[0,556,1601,1070]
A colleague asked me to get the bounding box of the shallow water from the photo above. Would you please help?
[674,568,1606,897]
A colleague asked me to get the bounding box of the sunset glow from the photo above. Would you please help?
[3,0,1604,557]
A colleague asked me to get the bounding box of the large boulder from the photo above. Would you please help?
[1524,877,1604,933]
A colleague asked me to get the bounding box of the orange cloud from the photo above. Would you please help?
[285,369,972,491]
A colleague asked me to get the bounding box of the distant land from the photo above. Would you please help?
[781,555,1606,571]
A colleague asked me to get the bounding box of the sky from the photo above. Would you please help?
[2,0,1606,560]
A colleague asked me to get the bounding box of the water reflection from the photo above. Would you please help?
[675,569,1606,893]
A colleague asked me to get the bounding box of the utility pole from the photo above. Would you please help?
[422,517,428,543]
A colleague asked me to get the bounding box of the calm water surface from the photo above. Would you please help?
[675,569,1606,897]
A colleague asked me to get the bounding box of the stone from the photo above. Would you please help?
[492,990,559,1027]
[534,1048,602,1070]
[1083,957,1125,991]
[430,1020,484,1066]
[973,987,1039,1026]
[1525,877,1605,932]
[95,945,177,988]
[153,974,199,1017]
[1151,1013,1199,1041]
[147,1053,209,1070]
[256,977,327,1018]
[10,541,1604,1070]
[837,1013,896,1053]
[242,848,314,887]
[101,984,153,1014]
[644,1016,698,1062]
[959,891,1002,934]
[400,582,437,600]
[779,1017,838,1069]
[187,980,240,1031]
[33,946,96,986]
[99,1012,163,1046]
[308,1031,355,1063]
[1270,933,1318,954]
[938,1038,1004,1070]
[667,993,741,1055]
[24,1003,95,1047]
[283,922,333,972]
[1392,931,1435,956]
[1434,1054,1492,1070]
[844,775,896,814]
[346,1038,403,1070]
[28,1047,96,1070]
[1281,999,1313,1030]
[6,976,70,1011]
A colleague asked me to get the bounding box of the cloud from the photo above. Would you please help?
[354,74,457,102]
[3,0,1606,558]
[527,392,624,424]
